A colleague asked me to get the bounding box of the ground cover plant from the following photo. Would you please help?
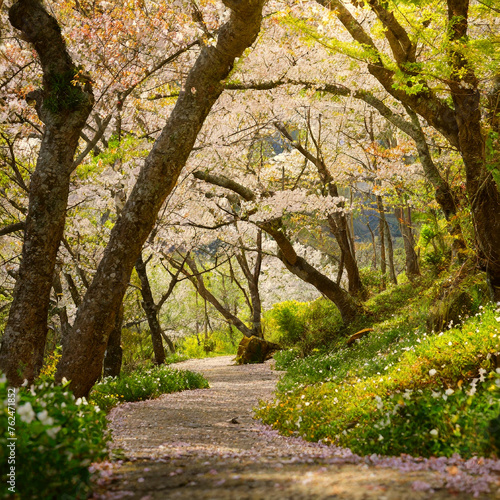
[0,376,109,499]
[257,271,500,459]
[0,357,209,497]
[89,364,210,412]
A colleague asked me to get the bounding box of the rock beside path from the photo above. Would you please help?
[235,336,280,364]
[93,356,500,499]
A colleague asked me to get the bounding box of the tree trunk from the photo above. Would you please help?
[103,304,123,378]
[327,213,364,296]
[192,170,361,325]
[367,221,377,269]
[235,230,263,338]
[385,218,398,285]
[52,272,71,341]
[377,196,387,288]
[273,121,364,297]
[405,108,466,260]
[56,1,266,398]
[135,253,166,365]
[447,0,500,300]
[396,207,420,279]
[0,0,93,385]
[319,0,500,300]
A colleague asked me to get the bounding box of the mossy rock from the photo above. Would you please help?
[427,289,472,332]
[235,336,280,364]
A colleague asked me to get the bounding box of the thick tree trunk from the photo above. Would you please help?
[103,304,123,378]
[0,0,93,385]
[396,207,420,279]
[135,253,166,365]
[447,0,500,300]
[56,1,265,397]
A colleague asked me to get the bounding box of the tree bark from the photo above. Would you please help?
[404,108,466,259]
[395,207,420,279]
[446,0,500,300]
[384,218,398,286]
[103,304,123,378]
[261,220,360,324]
[235,230,263,338]
[377,196,387,287]
[56,0,265,397]
[135,253,166,365]
[0,0,93,385]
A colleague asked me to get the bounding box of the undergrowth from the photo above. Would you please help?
[0,377,110,499]
[257,268,500,459]
[178,328,244,359]
[89,364,210,412]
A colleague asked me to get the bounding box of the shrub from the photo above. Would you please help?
[0,376,109,499]
[178,329,243,359]
[89,364,209,412]
[359,267,384,294]
[273,348,301,370]
[268,299,343,355]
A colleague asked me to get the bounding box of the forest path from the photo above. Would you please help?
[95,356,499,500]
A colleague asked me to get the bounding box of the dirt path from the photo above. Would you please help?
[93,356,500,499]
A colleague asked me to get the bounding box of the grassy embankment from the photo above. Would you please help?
[257,269,500,458]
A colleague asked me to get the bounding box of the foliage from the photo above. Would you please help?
[257,280,500,459]
[0,376,110,499]
[178,328,244,359]
[38,345,62,381]
[358,267,385,295]
[266,299,343,355]
[89,364,209,412]
[346,376,500,457]
[44,69,88,113]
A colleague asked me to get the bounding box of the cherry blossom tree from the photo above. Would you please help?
[55,0,267,397]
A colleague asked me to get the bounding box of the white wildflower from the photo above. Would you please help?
[46,426,61,439]
[37,410,54,426]
[18,402,36,424]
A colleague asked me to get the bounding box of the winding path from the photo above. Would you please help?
[94,356,500,499]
